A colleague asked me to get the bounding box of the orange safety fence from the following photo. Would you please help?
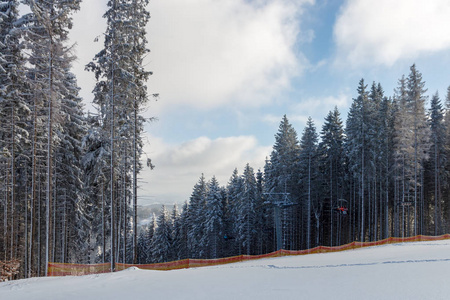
[48,262,110,277]
[116,259,190,271]
[48,233,450,276]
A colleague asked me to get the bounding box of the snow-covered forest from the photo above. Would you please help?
[1,0,450,281]
[0,0,151,278]
[138,68,450,264]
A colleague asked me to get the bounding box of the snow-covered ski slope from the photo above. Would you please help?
[2,240,450,300]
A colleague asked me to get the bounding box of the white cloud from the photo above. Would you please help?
[334,0,450,67]
[263,92,350,127]
[139,135,271,205]
[69,1,108,111]
[147,0,313,109]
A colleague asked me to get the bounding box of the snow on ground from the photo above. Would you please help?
[1,240,450,300]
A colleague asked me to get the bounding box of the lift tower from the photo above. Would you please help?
[263,188,294,251]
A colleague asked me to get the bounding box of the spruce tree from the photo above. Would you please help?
[377,94,395,239]
[298,117,318,249]
[265,115,300,250]
[150,206,172,263]
[53,70,88,264]
[136,228,148,264]
[254,169,267,254]
[393,75,411,237]
[187,175,207,258]
[318,107,346,245]
[405,65,430,235]
[225,168,243,255]
[238,164,257,255]
[205,176,224,258]
[0,0,30,273]
[21,0,81,276]
[145,213,156,263]
[444,86,450,231]
[87,0,152,268]
[172,202,189,260]
[428,92,446,235]
[346,79,374,242]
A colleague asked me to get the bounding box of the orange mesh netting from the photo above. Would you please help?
[47,262,110,276]
[48,234,450,276]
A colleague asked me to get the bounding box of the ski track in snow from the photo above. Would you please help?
[262,258,450,270]
[211,256,450,271]
[2,240,450,300]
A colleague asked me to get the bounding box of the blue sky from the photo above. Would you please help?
[68,0,450,205]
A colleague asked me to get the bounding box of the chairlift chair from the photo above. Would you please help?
[334,199,348,215]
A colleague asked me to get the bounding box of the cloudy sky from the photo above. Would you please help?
[67,0,450,206]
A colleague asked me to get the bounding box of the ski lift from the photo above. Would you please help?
[223,234,234,241]
[334,199,348,215]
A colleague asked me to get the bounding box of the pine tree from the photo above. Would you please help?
[367,82,383,241]
[187,175,207,258]
[150,206,172,263]
[265,115,300,250]
[205,176,224,258]
[298,117,319,249]
[21,0,81,276]
[406,65,430,235]
[225,168,242,255]
[254,169,266,254]
[172,202,189,260]
[0,0,30,273]
[346,79,374,242]
[145,213,156,263]
[86,0,152,269]
[53,70,88,264]
[318,107,346,246]
[136,228,148,264]
[266,115,300,195]
[128,0,152,264]
[393,76,411,237]
[377,94,395,239]
[392,65,431,236]
[237,164,258,255]
[82,114,110,264]
[428,92,446,235]
[444,86,450,231]
[393,67,430,237]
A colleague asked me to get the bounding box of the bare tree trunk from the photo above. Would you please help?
[10,108,16,261]
[361,148,365,242]
[52,165,57,264]
[330,160,333,246]
[133,103,138,264]
[306,156,311,250]
[435,141,439,235]
[101,184,105,264]
[4,169,9,262]
[110,0,117,272]
[24,170,28,277]
[62,190,67,263]
[37,174,41,276]
[29,85,39,277]
[45,40,54,277]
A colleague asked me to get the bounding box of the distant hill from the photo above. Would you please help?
[137,204,162,228]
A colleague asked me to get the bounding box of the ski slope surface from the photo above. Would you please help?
[1,240,450,300]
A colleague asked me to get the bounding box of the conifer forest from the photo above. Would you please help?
[1,0,450,279]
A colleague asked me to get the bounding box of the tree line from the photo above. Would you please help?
[0,0,151,278]
[136,65,450,263]
[2,0,450,279]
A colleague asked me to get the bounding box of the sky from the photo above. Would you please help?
[66,0,450,206]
